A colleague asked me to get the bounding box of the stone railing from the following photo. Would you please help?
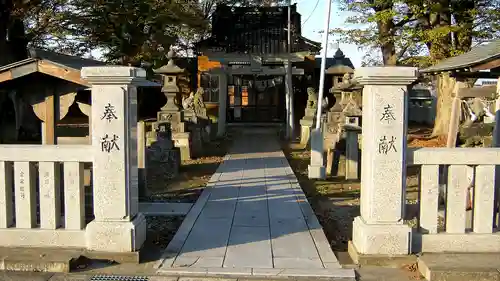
[0,145,92,247]
[350,66,500,259]
[408,147,500,253]
[0,66,147,253]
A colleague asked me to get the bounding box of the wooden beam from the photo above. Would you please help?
[457,85,497,99]
[38,61,89,86]
[450,71,500,79]
[0,62,38,84]
[471,58,500,71]
[0,71,12,83]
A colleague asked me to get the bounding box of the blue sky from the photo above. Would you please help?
[295,0,365,67]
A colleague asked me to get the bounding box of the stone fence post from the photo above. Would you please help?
[351,67,418,256]
[82,66,147,252]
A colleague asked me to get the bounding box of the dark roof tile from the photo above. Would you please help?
[421,40,500,73]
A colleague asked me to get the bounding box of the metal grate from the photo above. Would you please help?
[90,275,149,281]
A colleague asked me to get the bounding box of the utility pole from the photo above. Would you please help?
[285,0,294,139]
[315,0,332,129]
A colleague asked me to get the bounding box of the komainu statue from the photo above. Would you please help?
[193,88,206,115]
[306,87,318,109]
[182,92,195,110]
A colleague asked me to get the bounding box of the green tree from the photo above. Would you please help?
[332,0,500,136]
[0,0,73,65]
[60,0,207,66]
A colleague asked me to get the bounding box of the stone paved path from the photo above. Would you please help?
[156,133,354,279]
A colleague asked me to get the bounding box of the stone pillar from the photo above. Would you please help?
[345,126,361,180]
[82,66,147,252]
[351,67,418,256]
[308,128,326,179]
[137,120,149,198]
[217,69,228,138]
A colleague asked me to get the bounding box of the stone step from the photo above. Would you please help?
[0,247,82,273]
[0,246,142,273]
[418,253,500,281]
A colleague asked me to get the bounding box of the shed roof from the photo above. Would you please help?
[29,48,108,70]
[421,40,500,73]
[0,49,160,87]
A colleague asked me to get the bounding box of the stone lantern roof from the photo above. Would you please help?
[153,50,185,74]
[325,45,355,75]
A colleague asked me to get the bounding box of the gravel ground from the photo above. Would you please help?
[142,135,232,203]
[146,216,185,249]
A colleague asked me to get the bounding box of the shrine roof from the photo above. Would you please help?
[195,4,321,55]
[421,40,500,73]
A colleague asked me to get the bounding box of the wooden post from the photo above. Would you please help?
[446,81,467,148]
[493,78,500,147]
[43,89,57,145]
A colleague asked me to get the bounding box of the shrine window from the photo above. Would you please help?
[200,73,220,103]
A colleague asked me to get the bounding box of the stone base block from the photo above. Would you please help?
[308,165,326,179]
[352,216,411,256]
[348,241,416,267]
[85,213,147,252]
[418,253,500,281]
[173,132,191,161]
[300,125,311,146]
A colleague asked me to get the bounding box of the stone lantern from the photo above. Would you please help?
[151,50,193,161]
[154,50,185,111]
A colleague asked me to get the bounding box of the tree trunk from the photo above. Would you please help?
[431,72,456,137]
[0,0,13,66]
[374,2,397,66]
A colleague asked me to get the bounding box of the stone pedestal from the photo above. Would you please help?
[173,132,191,161]
[300,106,317,146]
[308,128,326,179]
[146,128,180,186]
[82,66,147,252]
[156,111,191,161]
[324,107,343,151]
[183,110,203,156]
[299,118,314,146]
[351,67,418,256]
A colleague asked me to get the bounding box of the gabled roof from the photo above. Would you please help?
[28,48,108,70]
[0,48,107,86]
[0,49,161,87]
[421,40,500,73]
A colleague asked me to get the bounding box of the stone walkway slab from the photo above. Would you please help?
[156,133,354,279]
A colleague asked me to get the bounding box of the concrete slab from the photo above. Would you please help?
[179,218,232,257]
[198,201,236,219]
[271,218,321,259]
[224,226,272,268]
[173,257,224,268]
[273,257,323,269]
[157,134,344,279]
